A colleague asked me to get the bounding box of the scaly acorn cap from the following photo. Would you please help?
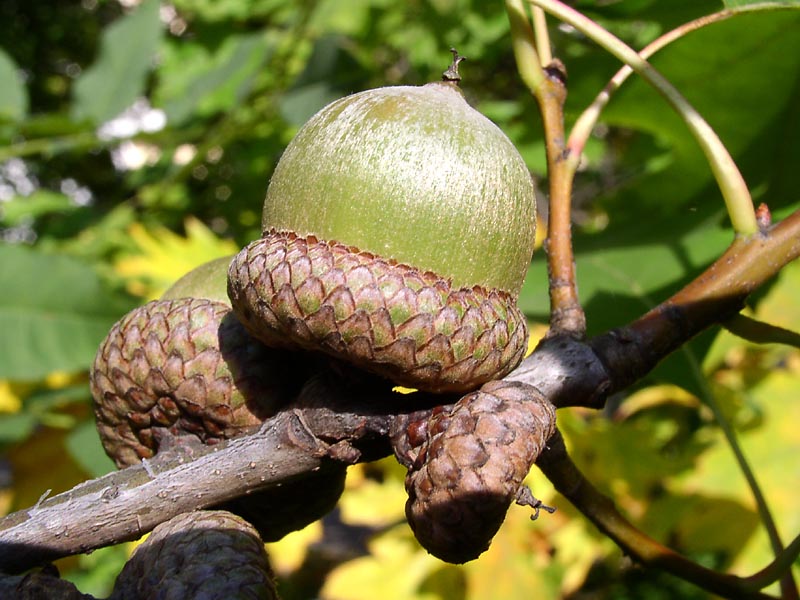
[110,510,278,600]
[91,259,348,541]
[228,231,528,393]
[90,296,299,467]
[401,380,556,563]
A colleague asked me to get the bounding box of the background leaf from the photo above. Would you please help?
[71,0,162,124]
[0,245,134,380]
[0,49,27,122]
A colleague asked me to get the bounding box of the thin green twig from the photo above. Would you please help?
[529,0,759,236]
[682,346,798,600]
[724,313,800,349]
[531,5,552,66]
[568,2,800,164]
[505,0,546,93]
[747,533,800,591]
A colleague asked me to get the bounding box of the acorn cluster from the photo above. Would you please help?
[90,55,555,565]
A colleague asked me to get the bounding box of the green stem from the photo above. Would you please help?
[0,131,99,162]
[723,313,800,349]
[505,0,546,93]
[747,533,800,591]
[568,3,799,162]
[529,0,759,236]
[531,6,552,66]
[682,347,799,600]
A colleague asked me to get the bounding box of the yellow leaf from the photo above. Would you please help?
[0,381,22,413]
[265,520,323,575]
[338,461,408,528]
[114,217,238,300]
[680,369,800,590]
[322,527,443,600]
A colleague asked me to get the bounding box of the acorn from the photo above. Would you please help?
[90,257,347,541]
[110,510,278,600]
[228,52,536,393]
[90,257,300,467]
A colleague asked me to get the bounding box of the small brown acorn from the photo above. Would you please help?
[90,258,346,541]
[228,53,536,394]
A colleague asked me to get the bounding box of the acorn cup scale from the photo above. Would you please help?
[90,257,348,542]
[229,57,537,393]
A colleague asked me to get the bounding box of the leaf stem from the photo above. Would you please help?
[537,430,776,599]
[505,0,546,92]
[529,0,759,236]
[531,6,552,66]
[747,533,800,592]
[682,347,799,600]
[723,313,800,349]
[568,3,800,161]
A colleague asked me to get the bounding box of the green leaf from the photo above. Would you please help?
[598,11,800,219]
[66,419,116,478]
[71,0,162,124]
[278,36,369,127]
[0,413,37,445]
[0,191,77,227]
[158,33,275,126]
[0,244,135,381]
[0,49,28,122]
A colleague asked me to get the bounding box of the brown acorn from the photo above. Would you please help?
[90,258,346,541]
[228,54,536,394]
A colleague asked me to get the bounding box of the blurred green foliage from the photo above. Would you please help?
[0,0,798,598]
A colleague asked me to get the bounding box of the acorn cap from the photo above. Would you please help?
[228,232,528,393]
[263,82,536,297]
[110,510,278,599]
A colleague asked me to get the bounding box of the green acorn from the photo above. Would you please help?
[228,54,536,393]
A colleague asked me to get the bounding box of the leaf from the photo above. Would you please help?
[113,217,239,299]
[0,380,23,413]
[0,413,37,445]
[0,244,135,381]
[158,33,276,126]
[71,0,162,124]
[0,191,76,227]
[599,11,800,219]
[520,207,733,332]
[0,49,27,122]
[322,528,444,600]
[66,419,116,478]
[279,36,369,127]
[679,368,800,583]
